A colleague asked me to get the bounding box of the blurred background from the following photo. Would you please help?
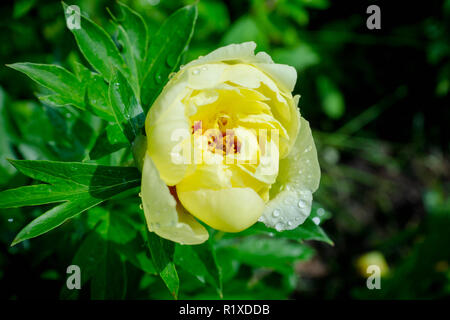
[0,0,449,299]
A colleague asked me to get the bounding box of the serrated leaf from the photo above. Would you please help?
[62,2,129,82]
[145,231,179,299]
[7,63,84,107]
[140,4,197,111]
[109,69,145,143]
[0,160,140,245]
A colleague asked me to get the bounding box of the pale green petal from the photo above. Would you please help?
[146,77,192,185]
[141,153,209,245]
[253,63,297,93]
[258,117,320,231]
[183,42,272,69]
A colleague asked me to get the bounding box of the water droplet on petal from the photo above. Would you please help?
[275,223,284,231]
[287,221,292,226]
[139,204,143,210]
[192,68,200,75]
[272,209,280,217]
[138,192,142,198]
[298,199,307,208]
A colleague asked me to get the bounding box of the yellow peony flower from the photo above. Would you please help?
[140,42,320,245]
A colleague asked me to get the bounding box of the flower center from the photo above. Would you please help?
[191,114,242,155]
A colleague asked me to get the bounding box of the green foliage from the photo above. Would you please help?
[0,0,370,299]
[109,68,145,143]
[0,160,141,246]
[140,4,198,111]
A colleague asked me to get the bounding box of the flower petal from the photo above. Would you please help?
[146,78,192,185]
[177,185,265,233]
[258,117,320,231]
[141,153,209,245]
[253,63,297,93]
[183,41,272,68]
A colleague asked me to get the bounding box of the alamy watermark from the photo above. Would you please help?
[366,5,381,30]
[366,265,381,290]
[66,264,81,290]
[65,5,81,30]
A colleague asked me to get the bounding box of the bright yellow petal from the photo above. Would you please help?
[141,153,209,245]
[176,185,265,233]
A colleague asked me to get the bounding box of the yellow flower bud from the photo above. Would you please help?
[141,42,320,244]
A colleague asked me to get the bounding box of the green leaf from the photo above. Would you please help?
[109,69,145,143]
[140,4,198,111]
[219,237,314,275]
[90,242,127,299]
[230,220,333,245]
[7,63,84,107]
[110,1,148,91]
[0,88,16,184]
[115,237,157,275]
[62,2,129,82]
[60,231,106,300]
[89,123,129,160]
[174,241,223,297]
[74,63,115,122]
[88,209,128,300]
[145,231,179,299]
[0,160,140,245]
